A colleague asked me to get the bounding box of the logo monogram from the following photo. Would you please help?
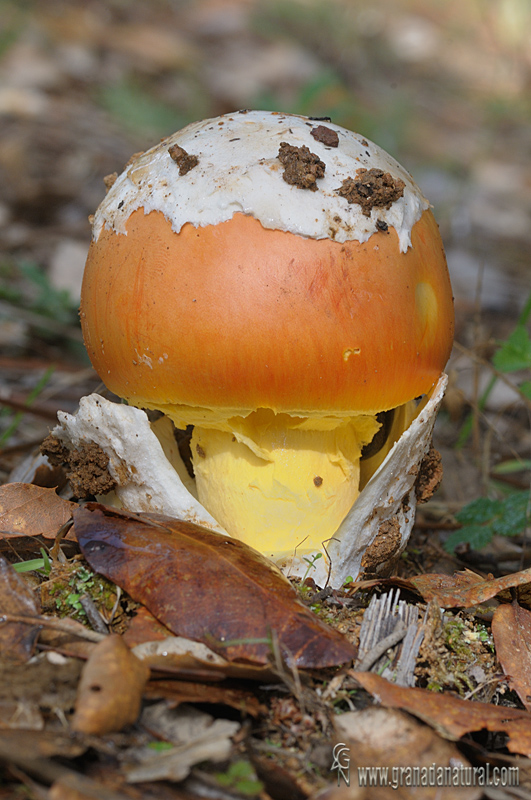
[331,742,351,787]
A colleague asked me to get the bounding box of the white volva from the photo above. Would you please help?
[50,375,446,587]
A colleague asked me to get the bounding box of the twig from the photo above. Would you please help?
[269,629,304,713]
[0,755,131,799]
[0,613,105,642]
[79,595,109,635]
[50,519,75,561]
[0,437,47,456]
[0,299,83,343]
[107,585,122,625]
[454,340,531,412]
[321,536,338,589]
[0,394,59,421]
[413,517,460,531]
[463,675,505,701]
[472,263,485,453]
[355,622,407,672]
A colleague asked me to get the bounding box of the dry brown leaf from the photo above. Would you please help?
[0,482,75,540]
[49,775,125,800]
[72,634,150,735]
[49,772,133,800]
[103,23,195,71]
[350,569,531,610]
[315,784,366,800]
[145,678,266,717]
[125,609,278,681]
[121,606,174,647]
[73,504,357,668]
[0,732,97,799]
[0,555,41,663]
[411,568,531,608]
[492,602,531,711]
[46,770,145,800]
[250,752,314,800]
[351,671,531,757]
[133,635,278,684]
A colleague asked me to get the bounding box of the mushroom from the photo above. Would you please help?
[79,110,454,567]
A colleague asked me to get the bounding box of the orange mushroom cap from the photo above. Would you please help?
[81,207,453,419]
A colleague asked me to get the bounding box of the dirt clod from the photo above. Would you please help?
[40,435,115,499]
[103,172,118,192]
[277,142,325,191]
[40,433,69,467]
[415,446,443,504]
[68,443,115,498]
[336,167,405,216]
[310,125,339,147]
[361,516,402,573]
[168,144,199,175]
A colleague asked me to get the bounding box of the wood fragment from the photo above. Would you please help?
[79,595,109,636]
[355,589,424,685]
[1,614,105,643]
[356,622,407,672]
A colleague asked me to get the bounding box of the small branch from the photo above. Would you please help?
[355,622,407,672]
[0,299,83,343]
[0,613,105,643]
[454,340,531,412]
[0,394,60,421]
[79,595,109,635]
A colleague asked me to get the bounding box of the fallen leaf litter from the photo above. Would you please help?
[0,499,529,797]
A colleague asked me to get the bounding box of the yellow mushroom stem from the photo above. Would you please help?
[180,408,397,559]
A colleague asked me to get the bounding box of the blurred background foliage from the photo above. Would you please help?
[1,0,529,259]
[0,0,529,302]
